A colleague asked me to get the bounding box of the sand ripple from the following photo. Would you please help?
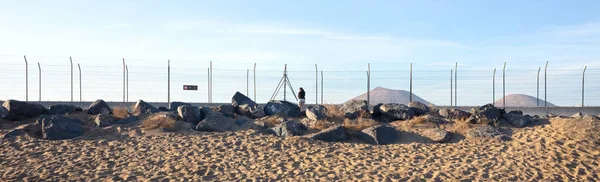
[1,118,599,181]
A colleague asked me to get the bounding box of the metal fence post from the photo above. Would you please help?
[210,61,213,103]
[70,57,73,103]
[126,64,129,103]
[284,64,287,101]
[537,67,541,107]
[78,63,82,102]
[450,69,453,106]
[544,61,549,107]
[367,63,370,107]
[254,63,257,102]
[24,55,28,102]
[315,64,318,105]
[206,68,210,103]
[366,71,370,107]
[582,66,587,107]
[410,63,413,103]
[38,62,41,102]
[122,58,126,104]
[168,60,171,105]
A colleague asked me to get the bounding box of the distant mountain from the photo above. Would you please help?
[348,87,432,105]
[494,94,555,107]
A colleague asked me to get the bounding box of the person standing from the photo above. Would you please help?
[298,87,306,111]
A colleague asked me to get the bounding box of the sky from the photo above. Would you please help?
[1,0,600,106]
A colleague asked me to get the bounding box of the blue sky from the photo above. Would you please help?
[1,0,599,106]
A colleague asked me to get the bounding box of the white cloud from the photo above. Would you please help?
[407,39,475,49]
[546,22,600,37]
[102,23,134,31]
[324,35,392,41]
[155,19,469,49]
[231,24,331,36]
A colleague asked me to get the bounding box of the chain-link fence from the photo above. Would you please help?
[1,55,598,106]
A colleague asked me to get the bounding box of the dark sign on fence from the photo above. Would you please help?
[183,85,198,90]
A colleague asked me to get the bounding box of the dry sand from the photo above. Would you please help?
[1,117,599,181]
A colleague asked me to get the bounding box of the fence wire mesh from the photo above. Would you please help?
[1,55,598,106]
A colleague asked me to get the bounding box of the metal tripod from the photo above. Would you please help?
[270,64,298,101]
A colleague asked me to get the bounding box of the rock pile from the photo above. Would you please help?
[87,99,112,115]
[2,100,47,121]
[373,103,415,122]
[132,100,159,116]
[408,101,430,116]
[269,120,307,137]
[502,111,533,128]
[169,101,191,111]
[38,115,86,140]
[438,108,470,120]
[358,125,398,145]
[232,92,266,119]
[264,100,300,117]
[48,104,82,115]
[195,112,237,132]
[177,105,203,125]
[340,100,369,119]
[0,96,550,145]
[216,104,235,116]
[306,105,327,121]
[468,104,503,124]
[309,125,348,142]
[0,106,7,119]
[94,114,119,127]
[465,125,510,141]
[421,128,451,143]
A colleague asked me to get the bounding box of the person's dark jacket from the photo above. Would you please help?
[298,90,306,99]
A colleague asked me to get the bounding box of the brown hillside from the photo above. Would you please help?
[348,87,432,105]
[494,94,555,107]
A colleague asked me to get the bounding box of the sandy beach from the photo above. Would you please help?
[1,115,598,181]
[3,1,600,181]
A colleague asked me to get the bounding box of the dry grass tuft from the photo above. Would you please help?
[342,118,379,131]
[402,116,428,129]
[259,115,286,127]
[428,104,438,112]
[112,106,129,119]
[323,104,345,122]
[357,110,372,119]
[141,114,177,130]
[313,120,335,130]
[305,119,336,131]
[452,117,473,134]
[479,117,492,126]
